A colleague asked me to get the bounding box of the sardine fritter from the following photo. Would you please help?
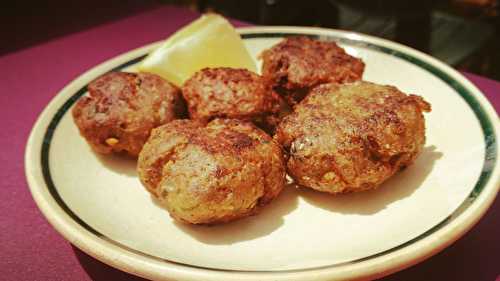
[260,36,365,105]
[138,119,286,224]
[72,72,185,156]
[182,67,282,133]
[275,81,431,194]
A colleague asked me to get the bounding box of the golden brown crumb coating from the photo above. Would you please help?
[274,81,431,194]
[137,118,286,224]
[181,67,282,133]
[260,36,365,105]
[72,72,185,156]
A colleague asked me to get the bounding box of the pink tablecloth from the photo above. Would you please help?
[1,5,498,281]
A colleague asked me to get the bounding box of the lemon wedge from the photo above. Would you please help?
[138,14,257,86]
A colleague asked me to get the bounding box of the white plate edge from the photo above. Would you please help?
[24,26,500,281]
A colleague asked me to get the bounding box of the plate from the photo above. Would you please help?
[25,26,500,281]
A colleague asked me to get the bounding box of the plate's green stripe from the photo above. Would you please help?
[41,86,101,236]
[112,56,145,71]
[39,32,497,273]
[367,45,497,198]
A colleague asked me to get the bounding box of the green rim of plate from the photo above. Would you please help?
[39,32,497,273]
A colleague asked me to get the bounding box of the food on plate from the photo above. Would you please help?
[71,13,434,226]
[72,72,185,156]
[138,14,257,86]
[260,36,365,105]
[181,67,283,133]
[274,81,431,194]
[138,118,286,224]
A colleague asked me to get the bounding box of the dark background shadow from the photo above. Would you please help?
[0,0,160,56]
[2,0,499,80]
[196,0,500,80]
[95,153,138,177]
[300,146,443,215]
[175,185,299,244]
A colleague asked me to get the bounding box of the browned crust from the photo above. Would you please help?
[181,67,286,134]
[137,119,286,224]
[275,81,431,194]
[72,72,185,156]
[260,36,365,105]
[182,67,279,120]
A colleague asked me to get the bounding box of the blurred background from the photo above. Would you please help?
[2,0,499,80]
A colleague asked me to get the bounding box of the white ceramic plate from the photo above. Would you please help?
[25,27,500,281]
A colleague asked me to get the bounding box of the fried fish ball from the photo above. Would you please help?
[72,72,185,156]
[137,119,286,224]
[275,81,431,194]
[181,67,282,133]
[260,36,365,105]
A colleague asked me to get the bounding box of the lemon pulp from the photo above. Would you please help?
[138,14,257,86]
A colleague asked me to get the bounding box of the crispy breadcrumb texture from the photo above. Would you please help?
[260,36,365,105]
[275,81,431,194]
[182,67,283,133]
[138,119,286,224]
[72,72,185,156]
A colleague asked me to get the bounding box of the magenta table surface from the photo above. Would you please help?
[1,5,499,281]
